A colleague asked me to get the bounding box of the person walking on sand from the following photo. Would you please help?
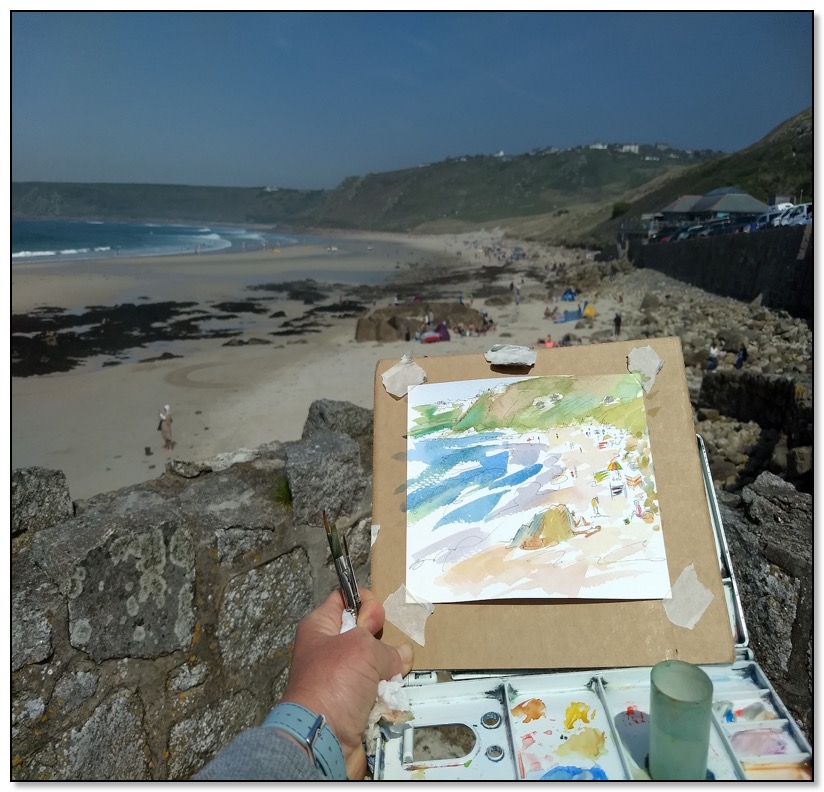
[159,404,173,451]
[707,341,719,371]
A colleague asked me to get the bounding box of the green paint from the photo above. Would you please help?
[410,375,647,439]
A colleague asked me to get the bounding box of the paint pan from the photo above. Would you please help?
[374,660,812,781]
[504,674,626,780]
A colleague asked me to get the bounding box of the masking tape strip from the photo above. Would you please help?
[381,353,427,398]
[484,343,537,367]
[383,584,435,646]
[663,563,714,630]
[627,345,664,393]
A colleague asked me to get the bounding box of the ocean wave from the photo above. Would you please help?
[13,250,58,258]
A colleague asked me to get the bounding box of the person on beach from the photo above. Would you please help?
[159,404,173,451]
[613,313,622,337]
[194,586,413,780]
[707,341,719,371]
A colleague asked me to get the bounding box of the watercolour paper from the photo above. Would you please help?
[406,375,670,603]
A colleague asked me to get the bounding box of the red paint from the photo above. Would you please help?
[626,705,646,724]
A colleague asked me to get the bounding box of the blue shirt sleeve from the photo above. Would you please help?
[193,726,325,780]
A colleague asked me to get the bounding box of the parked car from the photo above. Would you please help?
[754,210,785,230]
[719,214,761,235]
[773,206,799,226]
[674,224,704,241]
[696,218,734,237]
[649,226,680,243]
[779,203,812,226]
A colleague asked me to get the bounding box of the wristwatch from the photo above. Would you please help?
[263,702,347,779]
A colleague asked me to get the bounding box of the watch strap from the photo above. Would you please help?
[263,702,347,779]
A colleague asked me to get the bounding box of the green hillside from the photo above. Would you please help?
[305,145,714,231]
[11,107,811,247]
[11,182,325,225]
[589,108,813,244]
[11,145,713,231]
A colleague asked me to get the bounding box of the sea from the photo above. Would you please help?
[11,219,304,262]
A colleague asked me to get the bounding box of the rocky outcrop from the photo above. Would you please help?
[717,473,813,742]
[11,400,812,779]
[12,467,74,535]
[356,301,485,342]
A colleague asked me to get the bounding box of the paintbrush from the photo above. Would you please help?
[323,510,360,618]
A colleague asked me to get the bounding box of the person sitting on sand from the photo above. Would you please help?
[159,404,173,451]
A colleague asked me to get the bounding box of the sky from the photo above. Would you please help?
[10,10,814,190]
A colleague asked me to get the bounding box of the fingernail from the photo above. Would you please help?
[398,642,414,667]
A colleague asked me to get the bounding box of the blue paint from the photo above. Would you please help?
[541,764,608,781]
[433,491,505,529]
[407,450,509,521]
[491,463,543,490]
[407,431,506,464]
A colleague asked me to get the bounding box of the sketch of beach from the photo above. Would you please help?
[406,375,671,603]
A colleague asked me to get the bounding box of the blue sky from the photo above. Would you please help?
[11,11,813,189]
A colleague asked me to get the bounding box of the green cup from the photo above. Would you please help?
[648,660,714,780]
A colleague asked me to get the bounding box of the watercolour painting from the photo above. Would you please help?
[405,374,670,603]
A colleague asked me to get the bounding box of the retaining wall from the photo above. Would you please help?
[629,225,813,321]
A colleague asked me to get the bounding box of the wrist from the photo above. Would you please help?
[263,702,347,780]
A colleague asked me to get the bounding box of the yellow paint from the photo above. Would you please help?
[564,701,594,729]
[744,762,812,781]
[410,768,426,780]
[564,701,593,729]
[557,727,606,759]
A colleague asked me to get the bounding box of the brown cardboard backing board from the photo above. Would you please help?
[371,337,735,671]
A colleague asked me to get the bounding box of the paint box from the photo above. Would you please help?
[374,660,812,780]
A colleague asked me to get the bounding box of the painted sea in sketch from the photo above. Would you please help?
[406,375,671,603]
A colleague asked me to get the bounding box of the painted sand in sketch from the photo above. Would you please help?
[406,375,670,603]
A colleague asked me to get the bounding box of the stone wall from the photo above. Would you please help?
[699,369,813,449]
[629,225,813,321]
[12,401,374,781]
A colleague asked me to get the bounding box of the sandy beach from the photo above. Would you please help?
[12,229,624,500]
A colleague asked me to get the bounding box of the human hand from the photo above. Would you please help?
[280,587,414,779]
